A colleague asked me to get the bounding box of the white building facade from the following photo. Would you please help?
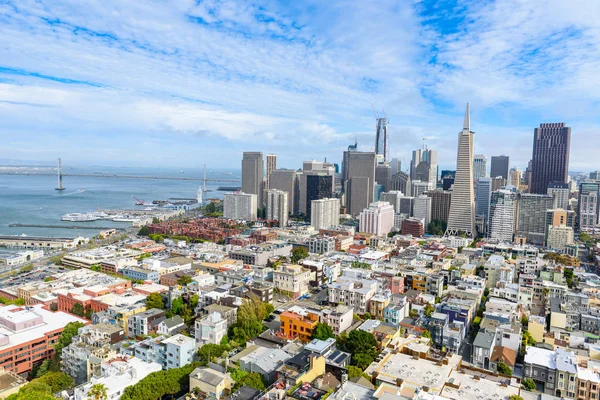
[359,201,395,236]
[223,192,257,221]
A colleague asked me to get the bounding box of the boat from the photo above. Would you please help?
[111,214,141,222]
[61,212,108,222]
[79,188,85,193]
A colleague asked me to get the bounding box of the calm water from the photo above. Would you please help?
[0,166,238,238]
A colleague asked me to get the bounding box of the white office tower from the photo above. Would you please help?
[197,186,203,204]
[410,146,438,185]
[311,198,340,230]
[224,192,257,221]
[412,180,432,197]
[359,201,395,236]
[380,190,404,214]
[445,104,476,237]
[473,154,487,180]
[266,189,288,227]
[266,154,277,189]
[488,189,517,242]
[413,195,432,229]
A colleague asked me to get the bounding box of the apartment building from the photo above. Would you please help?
[273,264,310,299]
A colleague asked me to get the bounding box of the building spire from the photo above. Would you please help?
[463,102,470,131]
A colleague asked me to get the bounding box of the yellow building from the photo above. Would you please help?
[109,303,147,335]
[189,367,234,399]
[412,274,427,291]
[369,295,390,320]
[527,315,546,343]
[277,354,326,386]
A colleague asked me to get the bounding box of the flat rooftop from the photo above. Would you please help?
[0,304,87,350]
[441,370,520,400]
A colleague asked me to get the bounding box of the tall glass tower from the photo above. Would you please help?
[375,118,388,161]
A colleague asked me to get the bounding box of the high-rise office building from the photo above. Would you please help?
[269,169,296,213]
[266,189,288,227]
[343,152,376,217]
[509,169,521,187]
[590,171,600,181]
[375,118,389,161]
[266,154,277,189]
[390,158,401,176]
[224,192,257,221]
[530,123,571,194]
[241,152,264,208]
[375,163,392,192]
[547,182,569,210]
[475,177,492,222]
[491,177,507,192]
[445,104,476,237]
[546,225,574,251]
[490,156,510,180]
[578,182,600,232]
[413,195,432,229]
[306,175,333,219]
[473,155,487,180]
[412,180,432,197]
[516,193,554,244]
[359,201,395,236]
[488,190,517,242]
[410,147,438,185]
[311,198,340,230]
[426,190,452,223]
[299,161,335,214]
[390,171,411,196]
[380,191,404,214]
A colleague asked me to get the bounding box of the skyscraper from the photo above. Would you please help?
[578,182,600,232]
[266,154,277,189]
[516,193,554,244]
[426,189,452,223]
[490,155,510,180]
[509,169,522,187]
[298,161,335,214]
[413,195,432,229]
[390,158,401,176]
[475,177,492,233]
[375,163,392,192]
[306,175,333,219]
[266,189,288,227]
[374,118,389,161]
[473,155,487,180]
[488,190,517,242]
[445,104,476,237]
[380,191,404,214]
[241,152,264,208]
[410,146,438,185]
[530,123,571,194]
[311,198,340,230]
[269,169,296,213]
[344,152,376,217]
[390,171,411,196]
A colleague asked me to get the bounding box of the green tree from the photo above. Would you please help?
[177,275,193,286]
[312,323,335,340]
[509,395,523,400]
[337,330,378,369]
[347,365,370,380]
[291,247,309,263]
[70,303,85,317]
[424,303,435,318]
[137,225,149,236]
[54,322,85,359]
[497,362,512,376]
[240,373,266,391]
[421,330,431,339]
[145,292,165,310]
[521,315,529,327]
[197,344,229,366]
[265,303,275,315]
[521,378,536,391]
[84,308,93,320]
[87,383,108,400]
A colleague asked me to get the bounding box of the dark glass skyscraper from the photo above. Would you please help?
[374,118,388,161]
[306,175,333,218]
[490,155,509,180]
[530,123,571,194]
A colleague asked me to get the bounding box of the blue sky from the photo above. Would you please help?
[1,0,599,171]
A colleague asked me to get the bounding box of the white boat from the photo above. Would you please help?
[111,215,141,222]
[61,212,108,222]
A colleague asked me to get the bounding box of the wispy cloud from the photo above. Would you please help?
[0,0,598,170]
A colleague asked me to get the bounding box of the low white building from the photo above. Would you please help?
[72,356,162,400]
[163,334,196,369]
[321,305,353,335]
[195,312,227,350]
[328,269,378,313]
[306,236,335,254]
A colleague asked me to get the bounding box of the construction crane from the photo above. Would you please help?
[132,195,146,206]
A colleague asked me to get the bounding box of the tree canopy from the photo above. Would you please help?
[228,294,267,342]
[291,247,309,263]
[120,362,200,400]
[177,275,193,286]
[145,292,165,310]
[312,323,335,341]
[336,330,378,369]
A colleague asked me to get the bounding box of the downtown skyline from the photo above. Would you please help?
[1,1,600,170]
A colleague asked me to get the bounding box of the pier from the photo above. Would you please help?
[0,171,240,183]
[9,224,126,231]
